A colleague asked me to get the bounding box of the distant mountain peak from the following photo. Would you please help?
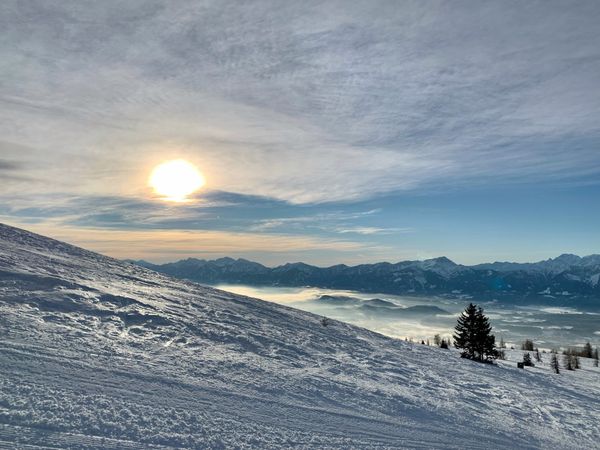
[214,256,236,264]
[424,256,456,265]
[553,253,581,262]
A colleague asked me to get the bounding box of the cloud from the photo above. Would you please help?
[5,220,377,265]
[248,208,394,235]
[0,155,38,183]
[0,159,21,171]
[0,192,398,240]
[0,192,414,264]
[0,1,599,204]
[336,227,413,235]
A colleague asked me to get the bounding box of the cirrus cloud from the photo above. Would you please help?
[1,0,599,204]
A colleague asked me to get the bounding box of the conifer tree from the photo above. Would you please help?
[523,352,534,367]
[551,353,560,374]
[521,339,534,351]
[453,303,498,362]
[582,342,593,358]
[563,351,574,370]
[594,348,599,367]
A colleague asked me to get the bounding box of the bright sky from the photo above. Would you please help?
[1,1,600,266]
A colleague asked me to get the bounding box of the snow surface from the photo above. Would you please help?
[0,223,599,449]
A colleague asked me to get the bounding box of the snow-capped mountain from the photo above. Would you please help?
[474,254,600,275]
[1,222,599,449]
[134,253,600,302]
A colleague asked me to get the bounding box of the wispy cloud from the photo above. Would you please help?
[0,159,21,171]
[0,192,406,240]
[248,209,391,234]
[1,1,599,204]
[6,220,381,266]
[336,227,413,235]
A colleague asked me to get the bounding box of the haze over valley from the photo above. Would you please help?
[215,284,600,350]
[130,254,600,349]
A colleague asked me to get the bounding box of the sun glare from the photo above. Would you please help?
[149,160,205,201]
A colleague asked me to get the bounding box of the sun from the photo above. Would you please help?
[149,160,205,201]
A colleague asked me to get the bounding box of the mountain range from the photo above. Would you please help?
[132,254,600,304]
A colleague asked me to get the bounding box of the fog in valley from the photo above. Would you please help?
[216,284,600,349]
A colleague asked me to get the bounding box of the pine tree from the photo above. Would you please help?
[594,348,599,367]
[497,348,506,360]
[582,342,593,358]
[551,353,560,374]
[563,351,574,370]
[523,352,534,367]
[440,339,449,349]
[453,303,498,362]
[454,303,478,358]
[521,339,534,351]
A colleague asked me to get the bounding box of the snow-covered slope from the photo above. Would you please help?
[0,223,598,449]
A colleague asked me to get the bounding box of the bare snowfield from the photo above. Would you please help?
[0,223,599,449]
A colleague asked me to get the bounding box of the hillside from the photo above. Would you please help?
[133,254,600,305]
[1,223,599,449]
